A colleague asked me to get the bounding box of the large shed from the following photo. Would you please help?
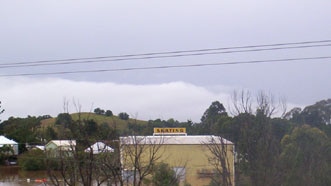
[120,128,235,186]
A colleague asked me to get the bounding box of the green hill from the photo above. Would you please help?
[40,112,148,135]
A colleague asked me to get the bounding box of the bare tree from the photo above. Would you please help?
[204,136,234,186]
[230,90,286,186]
[46,140,79,186]
[120,134,165,186]
[0,101,4,115]
[62,97,70,114]
[97,148,123,186]
[256,90,287,118]
[46,100,120,186]
[230,90,287,118]
[230,89,253,116]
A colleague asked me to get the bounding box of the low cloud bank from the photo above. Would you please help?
[0,78,231,122]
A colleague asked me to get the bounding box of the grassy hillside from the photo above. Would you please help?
[40,112,148,134]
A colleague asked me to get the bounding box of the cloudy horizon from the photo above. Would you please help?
[0,77,308,122]
[0,77,229,122]
[1,1,330,122]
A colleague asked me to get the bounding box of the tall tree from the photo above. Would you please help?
[279,125,331,186]
[199,101,228,135]
[230,90,285,186]
[301,99,331,127]
[201,101,227,123]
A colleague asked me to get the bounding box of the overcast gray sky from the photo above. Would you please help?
[0,0,330,122]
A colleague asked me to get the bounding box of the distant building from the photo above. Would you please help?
[0,135,19,155]
[85,142,114,154]
[45,140,76,157]
[33,145,45,151]
[120,128,235,186]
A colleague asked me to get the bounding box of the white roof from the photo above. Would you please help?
[0,135,18,146]
[120,135,233,145]
[47,140,76,147]
[85,142,114,154]
[34,145,45,151]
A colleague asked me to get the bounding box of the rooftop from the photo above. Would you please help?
[47,140,76,147]
[0,135,18,145]
[120,135,233,145]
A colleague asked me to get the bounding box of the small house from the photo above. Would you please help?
[45,140,76,157]
[85,142,114,154]
[0,135,19,155]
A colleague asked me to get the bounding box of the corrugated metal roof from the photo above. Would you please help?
[48,140,76,147]
[85,142,114,154]
[120,135,233,145]
[0,135,18,145]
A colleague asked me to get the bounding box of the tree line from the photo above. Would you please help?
[0,93,331,185]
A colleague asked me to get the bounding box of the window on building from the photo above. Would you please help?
[173,167,186,182]
[122,169,135,184]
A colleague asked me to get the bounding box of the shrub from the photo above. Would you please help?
[118,112,129,120]
[18,149,46,170]
[152,163,179,186]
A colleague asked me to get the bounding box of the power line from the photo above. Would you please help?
[1,56,330,77]
[0,40,331,69]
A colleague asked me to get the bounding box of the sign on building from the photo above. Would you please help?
[153,128,187,136]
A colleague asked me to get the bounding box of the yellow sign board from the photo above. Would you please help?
[154,128,186,134]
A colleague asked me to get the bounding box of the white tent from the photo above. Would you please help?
[85,142,114,154]
[0,135,19,155]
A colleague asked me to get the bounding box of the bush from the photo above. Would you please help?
[18,149,46,170]
[105,110,113,117]
[94,108,105,115]
[152,163,179,186]
[0,144,14,165]
[118,112,129,120]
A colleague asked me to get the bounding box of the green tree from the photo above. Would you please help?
[152,163,179,186]
[94,108,105,115]
[105,110,113,117]
[279,125,331,186]
[230,91,285,186]
[283,107,304,124]
[0,144,14,164]
[56,113,73,128]
[98,123,116,140]
[198,101,229,135]
[301,99,331,127]
[0,116,42,153]
[45,126,58,141]
[118,112,129,120]
[84,119,98,137]
[201,101,227,123]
